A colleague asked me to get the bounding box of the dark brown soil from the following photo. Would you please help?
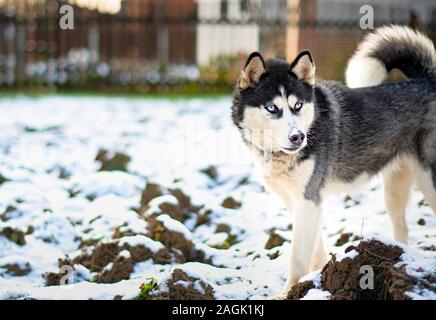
[45,237,173,285]
[1,205,17,222]
[139,183,206,224]
[140,183,163,209]
[335,232,362,246]
[96,149,131,172]
[94,255,134,284]
[156,201,186,222]
[84,242,120,272]
[0,227,26,245]
[200,165,218,181]
[215,223,231,234]
[195,207,211,227]
[121,242,173,265]
[95,149,109,163]
[288,239,436,300]
[147,216,207,263]
[1,263,31,276]
[169,188,195,211]
[148,269,215,300]
[43,185,210,287]
[221,197,241,209]
[265,232,286,250]
[287,281,315,299]
[322,240,406,299]
[335,233,353,246]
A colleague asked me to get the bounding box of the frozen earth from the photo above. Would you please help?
[0,95,434,300]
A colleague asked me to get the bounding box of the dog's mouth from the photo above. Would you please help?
[281,146,301,154]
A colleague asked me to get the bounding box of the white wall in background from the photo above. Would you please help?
[196,0,260,66]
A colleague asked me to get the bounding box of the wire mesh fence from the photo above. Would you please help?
[0,0,435,92]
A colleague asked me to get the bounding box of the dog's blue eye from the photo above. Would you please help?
[294,101,303,112]
[265,104,278,114]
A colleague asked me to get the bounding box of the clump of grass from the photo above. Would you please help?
[137,278,158,300]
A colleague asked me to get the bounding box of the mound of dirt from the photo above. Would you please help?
[287,281,315,300]
[139,183,209,226]
[45,183,211,286]
[146,269,215,300]
[265,231,286,250]
[200,165,219,181]
[95,149,131,172]
[1,205,18,222]
[221,197,241,209]
[1,263,31,276]
[147,215,207,263]
[194,207,212,227]
[0,227,26,245]
[140,183,163,210]
[288,239,436,300]
[45,236,173,285]
[322,240,404,299]
[94,254,134,284]
[215,223,231,234]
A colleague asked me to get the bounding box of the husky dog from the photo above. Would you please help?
[231,25,436,296]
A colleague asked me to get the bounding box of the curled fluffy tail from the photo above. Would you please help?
[346,25,436,88]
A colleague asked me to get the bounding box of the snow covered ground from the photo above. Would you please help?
[0,95,434,300]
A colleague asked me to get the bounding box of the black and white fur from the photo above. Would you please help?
[231,25,436,297]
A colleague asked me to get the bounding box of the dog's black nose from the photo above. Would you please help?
[289,131,305,146]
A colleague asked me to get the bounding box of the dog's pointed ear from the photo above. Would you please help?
[290,51,316,86]
[239,52,266,89]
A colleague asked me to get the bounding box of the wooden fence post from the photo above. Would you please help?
[286,0,301,61]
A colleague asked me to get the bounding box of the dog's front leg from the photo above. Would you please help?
[283,198,322,295]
